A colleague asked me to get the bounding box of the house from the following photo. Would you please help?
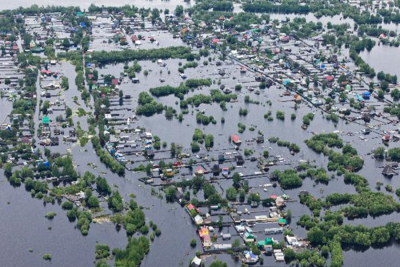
[258,238,274,249]
[222,168,229,177]
[111,79,119,86]
[382,135,390,142]
[195,167,204,176]
[166,168,174,178]
[278,218,288,226]
[232,135,241,145]
[274,249,285,262]
[285,235,302,247]
[212,164,220,175]
[382,165,398,177]
[244,232,256,242]
[190,256,202,267]
[265,228,284,235]
[222,233,231,240]
[256,135,264,143]
[243,251,259,264]
[186,203,199,216]
[194,214,204,225]
[199,227,212,247]
[235,155,245,166]
[235,225,246,232]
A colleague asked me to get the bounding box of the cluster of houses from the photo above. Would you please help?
[183,194,305,265]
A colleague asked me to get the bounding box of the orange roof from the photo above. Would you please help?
[199,227,209,237]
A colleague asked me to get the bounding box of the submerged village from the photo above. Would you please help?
[4,1,400,267]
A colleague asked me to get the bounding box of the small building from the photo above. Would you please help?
[243,250,259,264]
[382,165,398,178]
[190,256,202,267]
[194,214,204,225]
[265,227,284,235]
[235,155,245,166]
[232,135,242,145]
[244,232,256,242]
[222,233,231,240]
[212,164,220,175]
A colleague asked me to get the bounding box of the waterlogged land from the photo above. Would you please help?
[2,1,400,267]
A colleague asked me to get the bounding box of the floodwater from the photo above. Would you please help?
[1,3,400,267]
[1,54,400,267]
[360,45,400,79]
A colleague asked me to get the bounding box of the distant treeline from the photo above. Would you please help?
[88,47,193,64]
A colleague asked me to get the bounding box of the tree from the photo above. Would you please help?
[374,147,385,159]
[274,169,302,189]
[108,191,123,212]
[378,89,385,99]
[209,260,228,267]
[4,163,12,178]
[283,248,296,262]
[96,177,111,195]
[239,189,245,202]
[370,227,390,244]
[232,239,241,249]
[321,245,329,258]
[43,254,52,261]
[377,71,385,81]
[62,201,74,210]
[20,167,33,178]
[391,88,400,100]
[226,187,237,201]
[165,186,176,202]
[233,172,241,188]
[95,244,110,259]
[170,142,176,158]
[88,195,100,208]
[252,246,261,255]
[381,81,389,92]
[396,188,400,198]
[62,38,70,48]
[174,5,184,17]
[96,260,110,267]
[307,227,324,245]
[388,147,400,161]
[66,107,72,118]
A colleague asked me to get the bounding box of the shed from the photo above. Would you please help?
[362,91,371,100]
[42,116,50,124]
[190,256,202,267]
[235,155,245,165]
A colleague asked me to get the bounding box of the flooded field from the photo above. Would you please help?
[360,45,400,79]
